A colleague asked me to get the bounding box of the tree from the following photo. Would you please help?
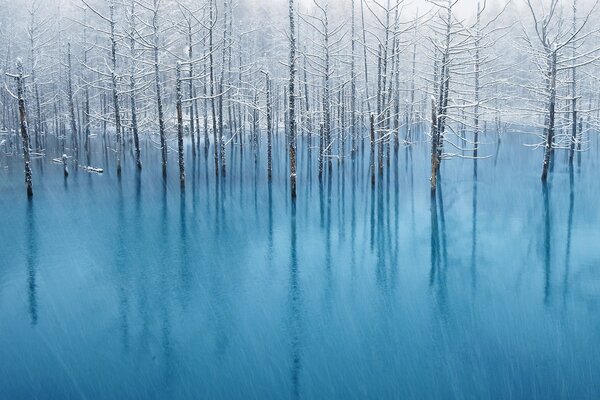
[288,0,297,199]
[7,59,34,197]
[522,0,598,182]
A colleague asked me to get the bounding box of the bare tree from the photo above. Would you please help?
[7,59,34,197]
[522,0,598,182]
[288,0,297,199]
[176,61,185,187]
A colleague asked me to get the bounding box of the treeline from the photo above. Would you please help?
[0,0,599,197]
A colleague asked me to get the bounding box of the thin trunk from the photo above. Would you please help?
[266,73,273,182]
[188,22,196,157]
[129,1,141,169]
[109,3,122,176]
[370,113,375,187]
[219,0,228,175]
[473,2,481,159]
[67,42,78,163]
[431,97,439,192]
[16,60,33,197]
[569,0,578,164]
[209,0,219,176]
[541,51,557,182]
[288,0,297,199]
[360,0,371,112]
[176,62,185,187]
[152,0,167,176]
[350,0,357,155]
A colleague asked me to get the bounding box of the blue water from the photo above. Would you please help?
[1,132,600,399]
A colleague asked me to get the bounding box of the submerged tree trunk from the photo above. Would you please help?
[265,72,273,182]
[541,51,557,183]
[176,62,185,188]
[319,122,324,181]
[129,0,141,169]
[407,16,418,142]
[62,153,69,177]
[152,0,167,177]
[322,4,332,173]
[209,0,219,177]
[360,0,371,112]
[370,113,375,187]
[431,97,439,192]
[187,23,196,157]
[67,42,78,163]
[219,0,229,176]
[15,59,33,197]
[473,2,481,160]
[109,3,122,176]
[288,0,297,199]
[83,9,91,162]
[569,0,578,165]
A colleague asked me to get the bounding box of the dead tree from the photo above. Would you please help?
[350,0,357,156]
[541,50,557,183]
[264,71,273,182]
[209,0,219,177]
[219,0,230,176]
[26,0,47,151]
[430,96,439,191]
[82,8,91,162]
[127,0,141,169]
[176,62,185,187]
[288,0,298,199]
[427,0,469,191]
[569,0,578,165]
[370,113,375,187]
[66,42,78,163]
[81,0,123,174]
[109,2,122,176]
[151,0,167,176]
[8,59,34,197]
[523,0,598,182]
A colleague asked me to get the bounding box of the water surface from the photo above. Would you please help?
[1,133,600,399]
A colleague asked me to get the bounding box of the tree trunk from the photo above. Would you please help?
[176,62,185,187]
[16,60,33,197]
[152,0,167,177]
[67,42,78,163]
[266,73,273,182]
[350,0,357,156]
[370,113,375,187]
[188,23,196,157]
[209,0,219,177]
[431,97,439,192]
[288,0,297,199]
[541,51,557,182]
[109,4,122,176]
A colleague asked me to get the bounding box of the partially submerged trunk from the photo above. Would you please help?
[67,43,78,163]
[187,23,196,157]
[152,0,167,177]
[109,4,122,176]
[129,0,141,169]
[431,97,439,192]
[176,62,185,187]
[15,60,33,197]
[541,51,557,183]
[265,73,273,182]
[209,0,219,177]
[288,0,297,199]
[370,113,375,187]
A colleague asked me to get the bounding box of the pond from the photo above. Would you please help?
[1,132,600,399]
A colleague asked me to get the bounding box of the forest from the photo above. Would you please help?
[1,0,598,197]
[2,0,600,399]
